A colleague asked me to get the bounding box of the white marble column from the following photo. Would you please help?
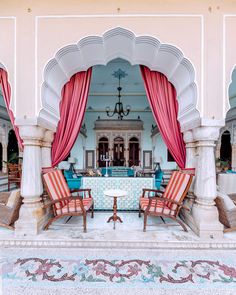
[231,144,236,171]
[180,130,197,227]
[41,130,54,168]
[14,125,46,236]
[2,142,7,173]
[191,126,223,238]
[215,141,221,161]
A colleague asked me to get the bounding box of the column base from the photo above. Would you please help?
[189,203,223,239]
[14,202,47,237]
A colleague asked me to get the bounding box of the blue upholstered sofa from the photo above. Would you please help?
[63,170,82,189]
[154,169,164,189]
[101,167,134,177]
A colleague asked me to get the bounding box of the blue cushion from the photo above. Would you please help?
[63,170,82,189]
[155,170,163,189]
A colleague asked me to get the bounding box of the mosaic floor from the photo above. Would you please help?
[1,213,236,294]
[1,248,236,294]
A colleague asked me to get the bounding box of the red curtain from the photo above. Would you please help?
[0,69,23,150]
[52,68,92,167]
[140,66,186,168]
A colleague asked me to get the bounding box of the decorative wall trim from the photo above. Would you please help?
[38,26,201,132]
[223,15,236,119]
[0,16,16,115]
[1,238,236,249]
[94,119,144,131]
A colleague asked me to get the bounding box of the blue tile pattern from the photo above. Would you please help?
[81,177,154,210]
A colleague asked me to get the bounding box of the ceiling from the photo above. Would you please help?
[89,58,146,95]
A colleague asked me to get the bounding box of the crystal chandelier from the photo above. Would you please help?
[106,69,131,120]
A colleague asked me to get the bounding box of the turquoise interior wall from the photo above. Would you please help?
[58,58,177,170]
[152,133,177,170]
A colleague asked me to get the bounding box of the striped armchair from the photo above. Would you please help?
[139,171,193,232]
[43,170,94,232]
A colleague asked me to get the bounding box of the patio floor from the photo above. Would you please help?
[0,212,236,249]
[1,212,236,294]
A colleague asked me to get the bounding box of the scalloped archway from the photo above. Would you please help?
[39,27,200,132]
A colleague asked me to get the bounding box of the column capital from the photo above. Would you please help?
[183,130,194,143]
[193,126,220,142]
[19,125,45,147]
[42,130,54,148]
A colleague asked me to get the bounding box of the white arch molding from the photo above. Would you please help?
[39,27,200,132]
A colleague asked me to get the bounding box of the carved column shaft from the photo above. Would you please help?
[41,130,54,168]
[180,130,196,229]
[231,144,236,171]
[2,142,7,173]
[192,126,223,238]
[15,126,46,236]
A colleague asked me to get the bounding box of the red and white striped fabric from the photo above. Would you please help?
[163,171,191,210]
[139,171,191,214]
[56,198,93,215]
[43,170,71,210]
[140,198,175,215]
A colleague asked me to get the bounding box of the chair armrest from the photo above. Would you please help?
[148,196,182,207]
[43,196,83,208]
[43,196,73,209]
[141,188,164,198]
[71,189,92,198]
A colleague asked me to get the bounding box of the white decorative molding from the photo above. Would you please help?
[39,27,200,132]
[0,62,6,70]
[1,238,236,249]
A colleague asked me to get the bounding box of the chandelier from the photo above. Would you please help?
[106,69,131,120]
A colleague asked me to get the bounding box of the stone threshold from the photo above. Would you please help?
[1,238,236,249]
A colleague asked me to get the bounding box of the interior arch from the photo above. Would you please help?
[39,27,200,132]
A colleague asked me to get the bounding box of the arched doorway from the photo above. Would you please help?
[7,129,19,163]
[113,137,125,166]
[39,27,199,133]
[128,137,140,167]
[220,130,232,165]
[98,137,109,167]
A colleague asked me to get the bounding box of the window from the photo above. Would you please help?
[167,150,175,162]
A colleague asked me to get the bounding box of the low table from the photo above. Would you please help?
[104,189,127,229]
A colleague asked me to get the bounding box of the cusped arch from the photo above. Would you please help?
[227,66,236,122]
[0,62,6,71]
[39,27,200,131]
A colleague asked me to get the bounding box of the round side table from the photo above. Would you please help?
[104,189,127,229]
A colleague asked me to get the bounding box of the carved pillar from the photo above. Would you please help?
[180,130,197,227]
[41,130,54,168]
[14,126,46,236]
[2,141,7,174]
[191,126,223,238]
[215,141,221,161]
[231,144,236,171]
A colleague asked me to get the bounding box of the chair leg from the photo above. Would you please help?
[66,216,73,223]
[143,213,147,232]
[83,213,87,233]
[44,216,58,230]
[139,204,142,218]
[176,218,188,232]
[160,216,165,224]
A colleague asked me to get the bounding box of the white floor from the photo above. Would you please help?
[0,212,236,247]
